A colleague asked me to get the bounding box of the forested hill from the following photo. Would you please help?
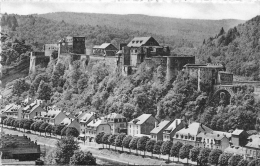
[3,14,195,51]
[39,12,244,47]
[195,15,260,80]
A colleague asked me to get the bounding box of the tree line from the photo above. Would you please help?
[95,132,259,166]
[1,116,79,138]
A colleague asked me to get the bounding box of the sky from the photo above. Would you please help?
[1,0,260,20]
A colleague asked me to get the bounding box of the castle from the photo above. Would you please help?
[29,36,260,102]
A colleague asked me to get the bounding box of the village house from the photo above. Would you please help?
[60,117,80,133]
[224,145,247,158]
[163,119,185,141]
[78,112,95,140]
[196,131,231,151]
[245,134,260,159]
[231,129,249,147]
[173,122,213,146]
[128,114,157,137]
[92,43,118,56]
[34,110,67,125]
[22,100,46,120]
[104,113,127,134]
[150,120,172,141]
[85,117,111,142]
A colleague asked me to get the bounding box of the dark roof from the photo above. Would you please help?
[127,37,153,47]
[150,120,171,134]
[129,114,153,125]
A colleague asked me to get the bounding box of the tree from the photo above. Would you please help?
[208,149,222,166]
[0,115,7,126]
[153,140,164,158]
[160,140,173,161]
[145,139,156,157]
[55,136,79,165]
[228,154,243,166]
[108,134,117,150]
[247,159,260,166]
[189,146,201,165]
[61,126,68,136]
[237,159,249,166]
[66,127,79,137]
[122,135,132,152]
[102,134,111,149]
[179,144,193,163]
[70,150,96,165]
[137,136,150,156]
[129,137,140,154]
[95,132,105,148]
[34,121,44,135]
[37,80,52,101]
[45,124,54,136]
[218,153,233,166]
[54,124,66,136]
[170,141,183,162]
[12,78,30,96]
[197,148,211,166]
[39,122,49,136]
[115,133,126,151]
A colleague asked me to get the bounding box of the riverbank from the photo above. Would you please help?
[2,127,188,165]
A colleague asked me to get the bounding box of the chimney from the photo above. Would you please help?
[155,121,158,128]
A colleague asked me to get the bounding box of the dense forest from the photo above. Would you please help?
[39,12,244,47]
[2,13,195,52]
[196,16,260,80]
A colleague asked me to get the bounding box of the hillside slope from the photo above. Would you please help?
[195,15,260,80]
[11,14,193,50]
[39,12,245,47]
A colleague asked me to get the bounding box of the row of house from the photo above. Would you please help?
[1,98,259,160]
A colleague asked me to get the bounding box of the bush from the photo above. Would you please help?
[70,150,96,165]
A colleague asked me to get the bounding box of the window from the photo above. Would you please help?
[102,127,104,130]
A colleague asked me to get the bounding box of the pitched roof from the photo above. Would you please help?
[87,117,107,127]
[176,122,213,136]
[164,119,182,132]
[128,114,153,125]
[127,37,153,47]
[245,135,260,149]
[150,120,171,134]
[197,131,230,140]
[224,146,247,155]
[232,129,244,135]
[93,45,100,49]
[60,118,72,126]
[79,112,95,123]
[104,113,126,119]
[23,100,44,114]
[12,148,41,154]
[99,43,111,49]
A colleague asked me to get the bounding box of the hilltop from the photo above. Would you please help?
[39,12,245,47]
[195,15,260,80]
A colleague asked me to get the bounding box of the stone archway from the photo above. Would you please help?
[209,88,233,107]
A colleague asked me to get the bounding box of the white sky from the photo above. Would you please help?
[1,0,260,20]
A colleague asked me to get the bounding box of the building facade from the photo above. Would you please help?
[128,114,157,137]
